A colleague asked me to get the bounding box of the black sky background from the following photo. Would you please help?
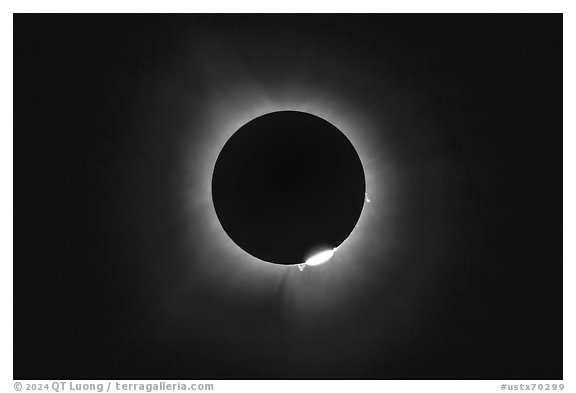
[15,14,562,379]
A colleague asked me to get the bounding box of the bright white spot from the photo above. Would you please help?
[365,192,370,203]
[297,264,306,271]
[305,249,336,267]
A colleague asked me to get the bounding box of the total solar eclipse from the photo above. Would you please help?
[211,111,366,266]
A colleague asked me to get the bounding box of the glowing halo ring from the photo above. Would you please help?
[180,82,396,311]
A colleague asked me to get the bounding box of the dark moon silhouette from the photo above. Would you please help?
[212,111,366,265]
